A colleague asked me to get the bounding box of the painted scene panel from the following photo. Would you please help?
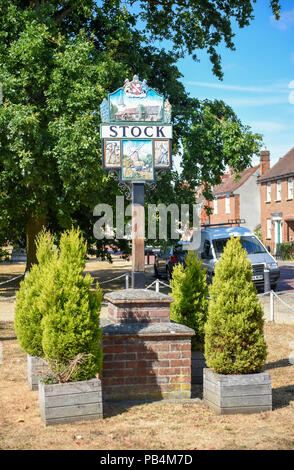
[154,140,170,167]
[122,140,154,181]
[104,140,121,168]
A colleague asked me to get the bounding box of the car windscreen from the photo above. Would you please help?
[213,236,266,258]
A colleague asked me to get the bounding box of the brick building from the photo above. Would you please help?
[258,146,294,254]
[200,164,261,232]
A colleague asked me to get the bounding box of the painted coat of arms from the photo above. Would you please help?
[123,75,148,98]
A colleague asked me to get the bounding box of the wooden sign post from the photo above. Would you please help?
[100,75,172,288]
[132,182,145,288]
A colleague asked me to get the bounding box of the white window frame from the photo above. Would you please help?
[288,177,293,200]
[266,182,271,202]
[225,196,230,214]
[266,219,272,239]
[213,198,218,215]
[276,180,281,201]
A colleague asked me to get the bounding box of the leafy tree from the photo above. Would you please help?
[0,3,125,269]
[204,236,267,374]
[14,229,57,357]
[181,99,263,200]
[0,1,281,268]
[253,225,263,242]
[91,0,281,79]
[41,227,103,382]
[170,252,208,351]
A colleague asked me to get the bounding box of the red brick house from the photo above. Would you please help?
[199,163,261,232]
[258,146,294,254]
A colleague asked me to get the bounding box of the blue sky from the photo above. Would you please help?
[177,0,294,169]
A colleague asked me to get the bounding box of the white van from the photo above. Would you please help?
[191,225,280,291]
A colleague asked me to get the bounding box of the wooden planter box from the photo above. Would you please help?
[38,378,103,426]
[27,354,49,391]
[203,368,272,415]
[191,351,206,385]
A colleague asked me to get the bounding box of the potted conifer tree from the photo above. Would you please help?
[170,252,208,384]
[203,236,271,414]
[38,228,103,426]
[14,230,55,390]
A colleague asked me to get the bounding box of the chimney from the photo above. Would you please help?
[259,147,270,177]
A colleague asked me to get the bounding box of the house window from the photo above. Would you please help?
[276,180,281,201]
[267,219,272,239]
[288,178,293,199]
[213,198,218,215]
[225,196,230,214]
[266,182,271,202]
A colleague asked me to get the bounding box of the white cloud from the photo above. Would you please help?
[219,96,287,107]
[185,80,289,94]
[270,9,294,30]
[249,121,287,133]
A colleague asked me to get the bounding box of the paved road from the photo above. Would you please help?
[146,261,294,294]
[277,263,294,292]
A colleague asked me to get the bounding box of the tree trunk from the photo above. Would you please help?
[25,214,46,271]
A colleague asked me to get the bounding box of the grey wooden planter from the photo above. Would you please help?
[38,378,103,426]
[27,354,49,391]
[191,351,206,385]
[203,368,272,415]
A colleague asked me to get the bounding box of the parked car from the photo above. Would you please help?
[192,225,280,291]
[154,241,188,280]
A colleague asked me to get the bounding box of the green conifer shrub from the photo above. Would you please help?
[41,228,103,382]
[14,230,56,357]
[204,236,267,374]
[170,252,209,351]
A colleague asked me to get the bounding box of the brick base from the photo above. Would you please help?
[105,289,173,324]
[101,321,194,402]
[102,290,195,402]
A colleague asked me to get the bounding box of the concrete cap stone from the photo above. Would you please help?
[104,289,174,305]
[102,320,195,337]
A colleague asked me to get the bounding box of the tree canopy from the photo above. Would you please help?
[0,0,281,268]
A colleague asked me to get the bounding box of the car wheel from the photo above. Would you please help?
[271,283,278,292]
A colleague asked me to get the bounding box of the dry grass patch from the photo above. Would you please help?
[0,321,294,450]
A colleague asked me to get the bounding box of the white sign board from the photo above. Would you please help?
[100,124,173,140]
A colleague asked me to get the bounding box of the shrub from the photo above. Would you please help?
[170,252,208,351]
[14,230,56,357]
[276,242,293,260]
[41,228,103,382]
[0,246,10,262]
[204,236,267,374]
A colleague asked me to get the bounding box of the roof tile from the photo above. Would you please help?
[213,165,259,196]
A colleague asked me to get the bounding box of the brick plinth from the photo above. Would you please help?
[104,289,173,324]
[101,322,194,402]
